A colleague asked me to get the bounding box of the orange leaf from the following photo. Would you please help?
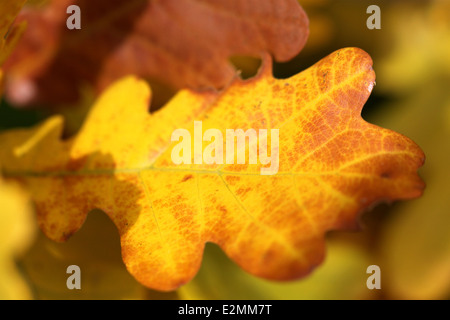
[3,0,309,105]
[0,48,424,291]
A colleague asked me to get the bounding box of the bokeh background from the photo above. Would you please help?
[1,0,449,299]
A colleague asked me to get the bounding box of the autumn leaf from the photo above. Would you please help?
[3,0,309,106]
[0,48,424,291]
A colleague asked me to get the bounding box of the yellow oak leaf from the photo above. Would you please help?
[0,48,424,291]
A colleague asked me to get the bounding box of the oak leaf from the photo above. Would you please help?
[0,48,424,291]
[3,0,309,105]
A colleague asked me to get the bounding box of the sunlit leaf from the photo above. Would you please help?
[0,48,424,291]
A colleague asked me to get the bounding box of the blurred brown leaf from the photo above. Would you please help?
[3,0,309,106]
